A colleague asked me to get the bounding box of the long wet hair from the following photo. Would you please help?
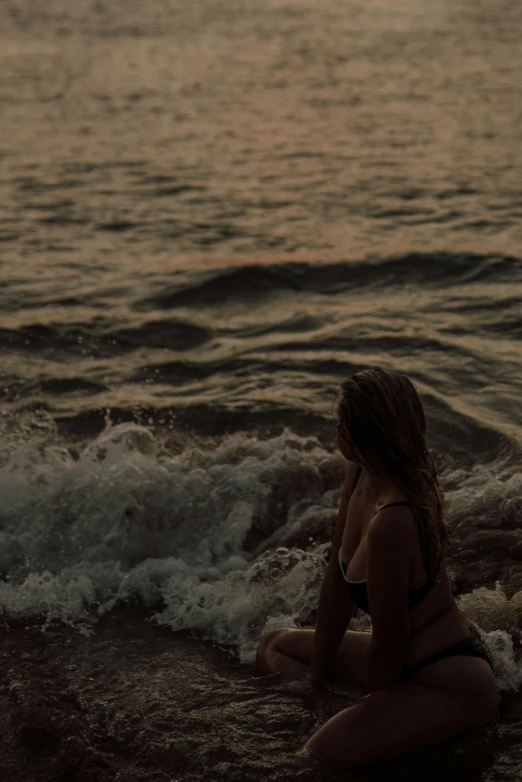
[334,367,450,579]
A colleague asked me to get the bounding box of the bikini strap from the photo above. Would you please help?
[375,501,412,514]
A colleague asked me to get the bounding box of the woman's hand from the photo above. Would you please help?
[308,662,327,688]
[309,673,325,689]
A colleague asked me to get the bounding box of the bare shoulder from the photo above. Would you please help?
[367,505,417,552]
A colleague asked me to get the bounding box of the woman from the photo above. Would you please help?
[255,368,499,772]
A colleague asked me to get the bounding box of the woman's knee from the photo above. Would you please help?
[256,627,288,659]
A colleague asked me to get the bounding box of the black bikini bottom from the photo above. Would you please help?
[398,623,495,683]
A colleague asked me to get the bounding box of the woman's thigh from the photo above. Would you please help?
[300,675,495,771]
[260,627,372,685]
[299,655,499,771]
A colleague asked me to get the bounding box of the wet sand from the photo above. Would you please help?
[1,607,521,782]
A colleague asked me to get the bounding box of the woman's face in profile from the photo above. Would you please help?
[337,422,361,463]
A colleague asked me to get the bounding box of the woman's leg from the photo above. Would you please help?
[297,656,499,771]
[255,628,311,677]
[255,627,372,685]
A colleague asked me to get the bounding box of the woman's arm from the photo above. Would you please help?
[363,510,412,693]
[309,462,359,683]
[309,564,356,684]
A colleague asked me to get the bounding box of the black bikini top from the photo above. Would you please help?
[337,466,436,615]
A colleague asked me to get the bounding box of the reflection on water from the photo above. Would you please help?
[0,0,521,271]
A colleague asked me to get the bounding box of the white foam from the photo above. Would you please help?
[0,417,336,656]
[0,414,521,685]
[458,584,522,692]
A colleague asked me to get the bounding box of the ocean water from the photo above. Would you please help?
[1,0,522,779]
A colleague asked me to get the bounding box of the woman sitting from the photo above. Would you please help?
[255,367,499,772]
